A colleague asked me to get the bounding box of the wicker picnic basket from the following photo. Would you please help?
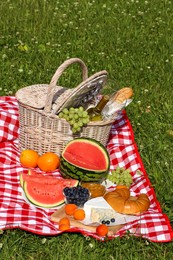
[16,58,116,156]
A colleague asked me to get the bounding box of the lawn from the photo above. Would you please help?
[0,0,173,259]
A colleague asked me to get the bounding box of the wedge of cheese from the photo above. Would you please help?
[83,197,116,224]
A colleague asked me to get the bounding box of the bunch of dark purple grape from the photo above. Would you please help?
[63,186,90,207]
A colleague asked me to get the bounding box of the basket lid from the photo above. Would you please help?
[15,72,108,113]
[15,84,70,109]
[15,57,108,113]
[53,71,108,114]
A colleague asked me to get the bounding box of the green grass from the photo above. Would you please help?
[0,0,173,259]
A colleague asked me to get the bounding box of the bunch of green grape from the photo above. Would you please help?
[58,106,90,133]
[107,167,133,187]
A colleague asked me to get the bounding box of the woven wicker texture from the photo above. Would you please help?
[16,58,115,155]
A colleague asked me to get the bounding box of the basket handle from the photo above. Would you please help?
[44,58,88,113]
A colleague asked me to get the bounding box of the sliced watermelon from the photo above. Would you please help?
[21,174,78,208]
[23,181,65,208]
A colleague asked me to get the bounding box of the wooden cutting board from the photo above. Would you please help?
[51,205,124,236]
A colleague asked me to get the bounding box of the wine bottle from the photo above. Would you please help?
[87,95,109,121]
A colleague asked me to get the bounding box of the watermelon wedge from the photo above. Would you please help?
[20,172,79,208]
[23,181,65,208]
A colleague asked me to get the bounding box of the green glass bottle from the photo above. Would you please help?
[87,95,109,121]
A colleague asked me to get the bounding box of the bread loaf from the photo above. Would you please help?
[113,87,133,103]
[104,188,150,215]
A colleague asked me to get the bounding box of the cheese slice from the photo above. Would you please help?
[83,197,116,224]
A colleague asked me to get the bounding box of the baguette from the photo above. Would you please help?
[113,87,133,103]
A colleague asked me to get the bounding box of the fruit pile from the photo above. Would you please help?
[58,217,70,231]
[107,167,133,187]
[65,204,85,220]
[19,137,145,238]
[58,204,109,237]
[18,138,110,210]
[58,204,86,231]
[20,150,60,172]
[63,186,90,207]
[58,106,90,133]
[20,170,79,208]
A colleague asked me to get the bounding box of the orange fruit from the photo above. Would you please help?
[37,152,60,172]
[20,150,39,168]
[59,217,70,226]
[65,204,77,216]
[73,209,85,221]
[96,224,108,237]
[59,224,70,231]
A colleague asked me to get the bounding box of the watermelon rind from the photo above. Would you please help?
[60,137,110,182]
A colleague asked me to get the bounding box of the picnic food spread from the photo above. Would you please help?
[19,135,150,236]
[2,95,173,242]
[16,59,150,235]
[12,57,164,239]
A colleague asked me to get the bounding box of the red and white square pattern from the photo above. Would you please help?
[0,96,173,242]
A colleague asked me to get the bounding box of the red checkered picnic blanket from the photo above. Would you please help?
[0,96,173,242]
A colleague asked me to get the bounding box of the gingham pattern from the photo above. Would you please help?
[0,96,173,242]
